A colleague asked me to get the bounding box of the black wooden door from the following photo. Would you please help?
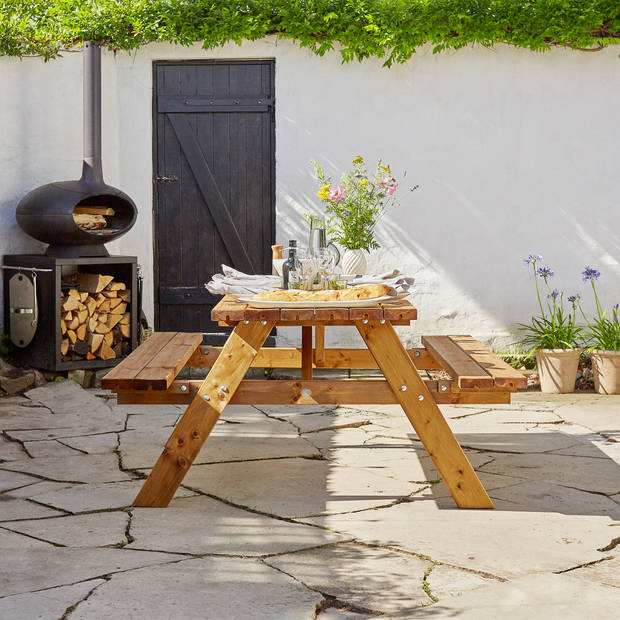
[153,60,275,337]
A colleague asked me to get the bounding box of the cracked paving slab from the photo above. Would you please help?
[128,495,346,555]
[304,501,615,579]
[0,541,183,597]
[406,573,620,618]
[60,433,119,455]
[0,454,133,484]
[26,480,196,513]
[0,436,28,461]
[0,578,105,620]
[22,439,82,458]
[265,542,434,614]
[5,480,74,499]
[5,511,129,547]
[0,469,39,492]
[568,555,620,589]
[479,452,620,496]
[178,458,425,518]
[70,556,323,620]
[120,407,319,469]
[0,496,65,521]
[487,480,620,518]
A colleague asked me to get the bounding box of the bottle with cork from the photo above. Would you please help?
[281,240,297,289]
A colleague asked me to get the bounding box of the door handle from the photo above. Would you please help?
[154,175,179,183]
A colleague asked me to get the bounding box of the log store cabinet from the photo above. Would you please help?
[103,296,527,510]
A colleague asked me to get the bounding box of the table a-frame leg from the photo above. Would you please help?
[133,320,275,507]
[357,320,494,509]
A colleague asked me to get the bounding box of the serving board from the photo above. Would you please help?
[237,294,396,309]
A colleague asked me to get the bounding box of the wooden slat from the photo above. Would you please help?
[133,320,274,507]
[358,321,494,509]
[279,308,317,321]
[349,307,385,321]
[116,381,511,406]
[187,346,443,370]
[242,306,281,321]
[314,325,325,367]
[101,332,178,391]
[381,301,418,321]
[211,296,247,321]
[421,336,494,389]
[301,326,313,380]
[449,335,528,390]
[133,333,204,390]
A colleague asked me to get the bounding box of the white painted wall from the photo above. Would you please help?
[1,38,619,350]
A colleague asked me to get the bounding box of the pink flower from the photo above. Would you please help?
[329,185,346,202]
[378,176,391,189]
[387,184,397,196]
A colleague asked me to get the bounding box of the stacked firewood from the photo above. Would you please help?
[73,206,114,231]
[60,273,131,361]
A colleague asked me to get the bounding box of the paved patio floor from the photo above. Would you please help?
[1,381,619,618]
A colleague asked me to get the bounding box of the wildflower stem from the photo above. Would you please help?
[533,264,546,319]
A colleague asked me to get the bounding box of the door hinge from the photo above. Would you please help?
[154,175,179,183]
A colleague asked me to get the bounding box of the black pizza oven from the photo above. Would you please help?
[16,41,137,257]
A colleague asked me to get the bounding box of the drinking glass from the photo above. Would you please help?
[295,248,318,288]
[314,248,335,289]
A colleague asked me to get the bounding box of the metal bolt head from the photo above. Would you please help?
[362,319,369,324]
[220,385,228,393]
[414,351,421,358]
[440,384,447,392]
[380,319,386,324]
[261,320,267,325]
[301,388,312,397]
[243,320,249,324]
[400,385,407,391]
[180,384,187,392]
[417,394,424,401]
[203,394,210,401]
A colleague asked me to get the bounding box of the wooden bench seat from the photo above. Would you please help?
[422,335,527,391]
[102,332,203,391]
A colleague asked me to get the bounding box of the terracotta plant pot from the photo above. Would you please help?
[535,349,582,394]
[341,249,367,275]
[591,350,620,395]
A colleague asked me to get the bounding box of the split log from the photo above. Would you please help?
[118,289,131,303]
[94,323,111,334]
[68,289,80,299]
[103,331,114,348]
[107,281,126,291]
[67,329,77,344]
[76,323,87,341]
[86,352,96,360]
[119,313,130,325]
[97,314,108,324]
[77,309,88,324]
[61,296,80,312]
[102,290,118,298]
[63,311,73,321]
[74,273,114,294]
[61,338,70,356]
[79,292,89,302]
[73,213,107,229]
[110,302,127,315]
[88,317,98,333]
[99,343,116,360]
[86,297,97,315]
[120,323,131,339]
[73,206,115,216]
[60,319,67,335]
[107,314,123,330]
[68,316,80,331]
[88,333,104,353]
[109,297,123,310]
[73,340,91,357]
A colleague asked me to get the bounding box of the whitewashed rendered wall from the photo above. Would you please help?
[1,38,619,350]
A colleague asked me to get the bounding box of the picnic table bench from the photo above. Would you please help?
[103,295,526,510]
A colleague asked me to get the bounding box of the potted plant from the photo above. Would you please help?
[576,266,620,394]
[313,156,416,275]
[518,255,582,393]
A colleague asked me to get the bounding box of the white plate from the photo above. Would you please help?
[237,294,397,309]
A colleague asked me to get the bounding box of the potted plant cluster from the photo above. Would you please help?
[578,267,620,395]
[313,156,417,275]
[519,256,620,394]
[518,255,582,393]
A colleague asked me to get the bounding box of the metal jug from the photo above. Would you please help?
[308,216,340,265]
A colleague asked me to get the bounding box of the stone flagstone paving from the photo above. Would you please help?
[0,380,619,618]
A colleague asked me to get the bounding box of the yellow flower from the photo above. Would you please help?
[352,155,364,165]
[378,164,391,173]
[359,178,369,186]
[317,184,330,199]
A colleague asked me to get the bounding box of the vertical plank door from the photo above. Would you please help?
[153,60,275,341]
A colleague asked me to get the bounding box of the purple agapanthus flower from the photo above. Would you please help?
[567,294,581,304]
[341,209,350,217]
[410,184,420,192]
[547,289,560,300]
[582,266,600,282]
[522,254,543,266]
[536,266,554,278]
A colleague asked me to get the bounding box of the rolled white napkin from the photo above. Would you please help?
[205,265,414,298]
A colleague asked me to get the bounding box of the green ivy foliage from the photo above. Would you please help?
[1,1,619,63]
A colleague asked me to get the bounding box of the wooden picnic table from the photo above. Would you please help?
[102,295,527,510]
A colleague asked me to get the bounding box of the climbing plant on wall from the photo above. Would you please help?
[1,0,618,63]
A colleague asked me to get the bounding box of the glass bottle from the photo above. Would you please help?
[281,240,297,289]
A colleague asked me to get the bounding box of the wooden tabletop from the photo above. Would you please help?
[211,295,418,323]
